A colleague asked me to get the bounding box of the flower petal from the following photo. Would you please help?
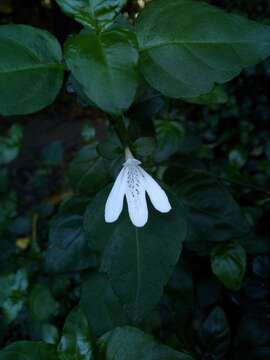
[140,168,172,213]
[126,166,148,227]
[105,168,126,223]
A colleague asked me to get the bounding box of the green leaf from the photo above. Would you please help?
[56,0,126,31]
[67,74,95,107]
[45,207,98,273]
[58,306,94,360]
[175,172,251,254]
[155,119,185,161]
[28,284,59,322]
[133,137,155,158]
[0,269,28,323]
[42,141,64,167]
[0,192,17,236]
[98,326,194,360]
[64,29,138,114]
[253,256,270,280]
[0,124,22,165]
[40,324,59,345]
[136,0,270,98]
[166,260,194,322]
[59,196,90,217]
[80,273,128,337]
[0,25,64,116]
[84,187,187,322]
[0,236,15,264]
[97,136,122,160]
[184,85,228,106]
[132,86,166,121]
[0,341,57,360]
[29,322,59,344]
[211,242,247,290]
[67,144,110,195]
[196,306,230,359]
[10,216,31,236]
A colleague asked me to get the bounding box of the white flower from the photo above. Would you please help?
[105,148,171,227]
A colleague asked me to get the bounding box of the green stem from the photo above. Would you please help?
[110,115,133,149]
[31,213,40,253]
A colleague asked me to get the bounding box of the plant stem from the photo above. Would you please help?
[110,115,133,149]
[31,213,40,253]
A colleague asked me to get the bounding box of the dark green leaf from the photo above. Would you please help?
[184,85,228,106]
[175,172,251,254]
[0,341,57,360]
[66,74,95,107]
[136,0,270,98]
[56,0,126,31]
[165,260,194,341]
[132,87,166,121]
[29,322,59,345]
[133,137,155,158]
[45,213,98,273]
[211,242,247,290]
[98,326,194,360]
[9,216,31,236]
[253,256,270,280]
[196,307,230,359]
[80,273,128,337]
[0,269,28,323]
[58,306,94,360]
[83,188,114,254]
[167,260,193,308]
[97,136,122,160]
[0,192,17,236]
[41,324,59,345]
[0,25,64,116]
[28,284,58,322]
[0,124,22,165]
[0,237,15,264]
[67,144,110,195]
[64,29,138,114]
[155,119,185,161]
[84,187,187,322]
[59,196,91,217]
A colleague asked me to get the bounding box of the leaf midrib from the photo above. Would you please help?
[140,40,270,52]
[0,63,65,75]
[135,228,141,313]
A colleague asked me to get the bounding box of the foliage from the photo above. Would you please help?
[0,0,270,359]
